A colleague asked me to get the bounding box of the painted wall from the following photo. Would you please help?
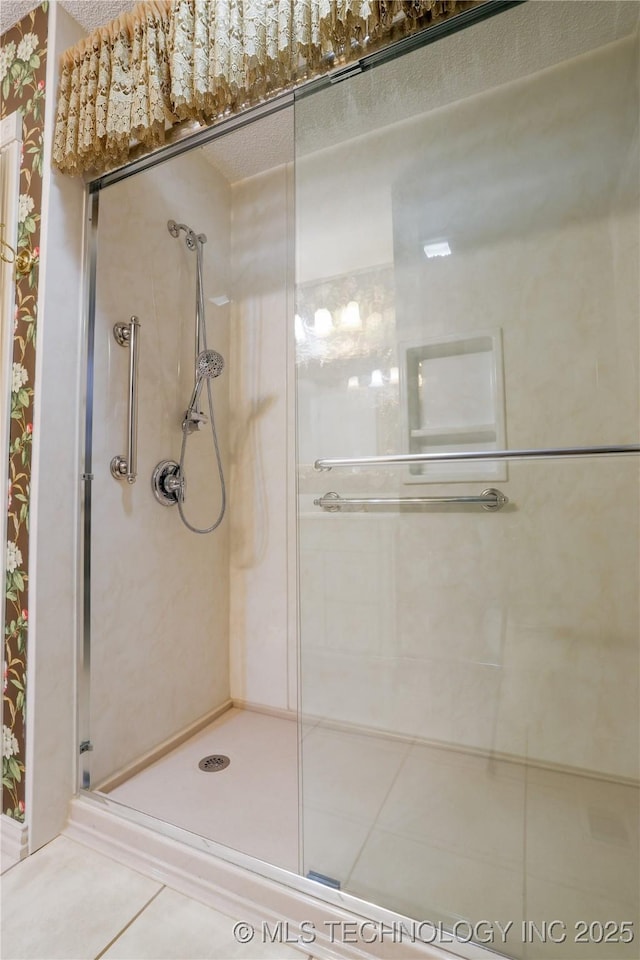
[296,28,639,781]
[91,150,232,784]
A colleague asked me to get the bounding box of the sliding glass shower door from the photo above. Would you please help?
[83,111,298,869]
[295,3,639,956]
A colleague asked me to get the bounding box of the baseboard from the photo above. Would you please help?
[0,814,28,873]
[97,697,637,795]
[232,698,297,723]
[296,713,639,788]
[64,796,468,960]
[96,700,234,793]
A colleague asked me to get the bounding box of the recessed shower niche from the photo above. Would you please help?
[401,330,506,482]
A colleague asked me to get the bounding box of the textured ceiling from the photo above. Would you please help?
[1,0,137,36]
[201,109,294,185]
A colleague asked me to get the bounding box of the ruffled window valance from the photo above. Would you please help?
[53,0,477,176]
[53,1,173,175]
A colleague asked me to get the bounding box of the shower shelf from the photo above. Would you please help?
[400,329,507,484]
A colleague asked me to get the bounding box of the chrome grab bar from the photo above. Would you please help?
[110,316,141,484]
[314,488,508,512]
[314,445,640,471]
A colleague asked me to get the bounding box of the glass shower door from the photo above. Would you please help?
[83,115,299,871]
[295,3,639,957]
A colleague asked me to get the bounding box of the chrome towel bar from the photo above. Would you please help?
[111,316,141,484]
[314,445,640,472]
[314,488,508,512]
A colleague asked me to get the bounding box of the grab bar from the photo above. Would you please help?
[110,316,141,484]
[314,445,640,471]
[314,488,508,512]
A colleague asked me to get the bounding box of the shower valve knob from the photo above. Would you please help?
[164,473,184,498]
[151,459,183,506]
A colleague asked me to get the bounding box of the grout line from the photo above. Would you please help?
[1,833,59,877]
[342,737,415,890]
[94,885,166,960]
[0,856,29,877]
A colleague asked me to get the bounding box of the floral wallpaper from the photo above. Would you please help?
[1,3,48,822]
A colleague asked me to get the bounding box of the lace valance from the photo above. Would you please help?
[53,0,476,176]
[53,1,173,175]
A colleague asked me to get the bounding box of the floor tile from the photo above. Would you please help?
[302,806,371,888]
[524,767,639,904]
[102,886,309,959]
[375,742,525,869]
[347,827,525,959]
[0,836,161,960]
[524,875,639,960]
[301,724,409,824]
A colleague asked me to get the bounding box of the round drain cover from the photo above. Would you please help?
[198,754,230,772]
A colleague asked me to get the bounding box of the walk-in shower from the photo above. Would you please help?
[78,3,640,958]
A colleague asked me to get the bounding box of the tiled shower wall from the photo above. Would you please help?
[296,19,639,781]
[1,3,48,821]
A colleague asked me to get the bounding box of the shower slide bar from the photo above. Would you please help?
[314,488,508,512]
[314,445,640,472]
[110,316,141,484]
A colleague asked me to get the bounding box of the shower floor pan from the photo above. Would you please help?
[104,707,299,871]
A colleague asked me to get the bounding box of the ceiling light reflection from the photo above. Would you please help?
[423,241,451,259]
[313,308,334,338]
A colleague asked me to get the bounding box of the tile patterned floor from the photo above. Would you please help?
[0,836,314,960]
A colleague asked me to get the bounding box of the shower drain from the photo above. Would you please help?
[198,754,230,773]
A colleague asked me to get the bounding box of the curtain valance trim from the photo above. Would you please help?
[53,0,173,175]
[58,1,171,69]
[53,0,476,177]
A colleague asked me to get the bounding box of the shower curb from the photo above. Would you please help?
[63,797,485,960]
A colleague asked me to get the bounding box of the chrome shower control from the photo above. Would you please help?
[151,460,183,506]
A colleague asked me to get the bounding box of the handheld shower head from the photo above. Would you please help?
[197,349,224,379]
[184,350,225,428]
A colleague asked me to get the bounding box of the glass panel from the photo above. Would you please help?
[295,2,639,956]
[88,112,298,870]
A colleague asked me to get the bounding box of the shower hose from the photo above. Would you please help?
[177,235,226,534]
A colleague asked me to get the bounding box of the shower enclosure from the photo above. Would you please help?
[79,3,639,957]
